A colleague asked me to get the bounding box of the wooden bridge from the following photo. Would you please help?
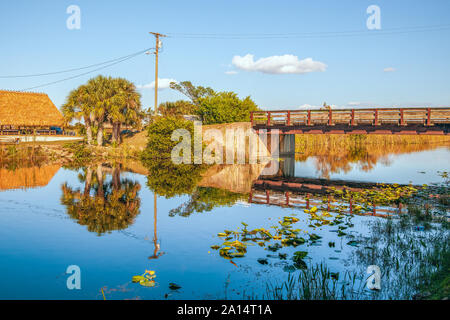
[251,108,450,135]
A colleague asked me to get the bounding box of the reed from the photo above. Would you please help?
[296,134,450,150]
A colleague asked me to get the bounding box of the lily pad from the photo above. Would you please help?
[132,275,147,283]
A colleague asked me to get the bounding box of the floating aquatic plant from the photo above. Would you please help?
[132,270,156,287]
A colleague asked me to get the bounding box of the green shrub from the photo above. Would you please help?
[141,117,195,160]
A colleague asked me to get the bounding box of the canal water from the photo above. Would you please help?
[0,144,448,299]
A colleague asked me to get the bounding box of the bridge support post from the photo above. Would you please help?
[279,134,295,156]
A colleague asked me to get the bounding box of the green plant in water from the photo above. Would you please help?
[132,270,156,287]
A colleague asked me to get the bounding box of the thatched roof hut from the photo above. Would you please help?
[0,90,64,128]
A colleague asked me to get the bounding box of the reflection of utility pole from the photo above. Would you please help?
[149,192,163,259]
[149,32,167,115]
[148,32,166,260]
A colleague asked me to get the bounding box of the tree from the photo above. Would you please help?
[63,75,143,146]
[157,100,197,118]
[87,76,114,147]
[170,81,215,106]
[169,81,260,124]
[109,78,143,145]
[197,92,259,125]
[62,85,94,145]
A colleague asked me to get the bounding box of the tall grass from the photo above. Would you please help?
[263,263,369,300]
[296,134,450,150]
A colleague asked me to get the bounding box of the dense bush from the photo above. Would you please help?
[141,117,195,160]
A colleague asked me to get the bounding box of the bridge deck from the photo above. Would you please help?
[251,108,450,135]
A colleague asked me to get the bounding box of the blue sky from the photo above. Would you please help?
[0,0,449,111]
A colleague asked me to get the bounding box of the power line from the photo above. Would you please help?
[166,24,450,39]
[19,49,151,92]
[0,48,153,79]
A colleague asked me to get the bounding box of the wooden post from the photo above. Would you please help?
[306,194,310,209]
[267,112,271,126]
[250,112,254,126]
[266,190,270,204]
[374,109,379,126]
[307,110,311,126]
[373,205,376,216]
[400,109,405,126]
[328,109,333,126]
[285,191,290,206]
[287,111,291,126]
[248,191,253,204]
[427,108,432,126]
[351,109,355,126]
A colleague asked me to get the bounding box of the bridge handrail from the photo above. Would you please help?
[250,107,450,127]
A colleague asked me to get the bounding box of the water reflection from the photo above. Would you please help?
[0,163,61,191]
[60,164,141,235]
[296,141,449,179]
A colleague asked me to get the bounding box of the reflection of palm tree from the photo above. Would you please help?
[61,165,141,235]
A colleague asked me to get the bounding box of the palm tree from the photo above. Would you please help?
[63,75,143,147]
[62,84,95,145]
[87,76,115,147]
[109,78,143,145]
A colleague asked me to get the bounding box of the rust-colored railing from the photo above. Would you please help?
[251,108,450,127]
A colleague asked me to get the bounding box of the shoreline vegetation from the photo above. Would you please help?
[1,130,448,169]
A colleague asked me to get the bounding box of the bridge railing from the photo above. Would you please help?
[251,108,450,127]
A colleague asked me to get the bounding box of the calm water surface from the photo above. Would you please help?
[0,146,448,299]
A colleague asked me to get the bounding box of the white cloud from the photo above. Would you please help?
[232,54,327,74]
[383,67,396,72]
[137,78,177,90]
[225,70,238,75]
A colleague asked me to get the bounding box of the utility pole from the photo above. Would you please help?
[149,32,167,115]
